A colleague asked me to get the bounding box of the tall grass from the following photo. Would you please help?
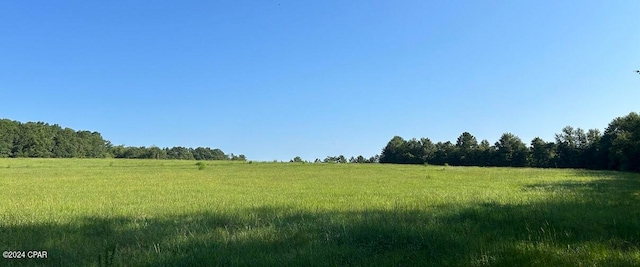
[0,158,639,266]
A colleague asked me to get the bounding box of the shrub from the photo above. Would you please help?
[195,162,205,170]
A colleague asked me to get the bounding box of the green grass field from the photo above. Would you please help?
[1,159,639,266]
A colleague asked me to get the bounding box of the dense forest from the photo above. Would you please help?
[377,112,640,172]
[0,119,245,161]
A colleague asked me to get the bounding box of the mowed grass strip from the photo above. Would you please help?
[1,158,639,266]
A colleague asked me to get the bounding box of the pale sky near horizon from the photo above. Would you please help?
[2,1,639,161]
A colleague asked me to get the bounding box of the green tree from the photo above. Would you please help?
[323,156,338,163]
[432,141,456,166]
[167,146,195,160]
[146,146,167,159]
[211,149,228,160]
[0,118,244,161]
[583,129,603,169]
[84,131,108,158]
[192,147,214,160]
[475,139,495,166]
[110,145,128,158]
[0,119,19,157]
[455,132,478,166]
[380,136,407,163]
[403,138,425,164]
[495,133,528,167]
[52,127,79,158]
[554,126,587,168]
[123,146,146,159]
[529,137,555,168]
[15,122,55,158]
[602,112,640,171]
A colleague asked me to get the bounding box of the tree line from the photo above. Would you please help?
[378,112,640,172]
[290,155,380,164]
[109,145,246,161]
[3,112,638,171]
[0,119,244,160]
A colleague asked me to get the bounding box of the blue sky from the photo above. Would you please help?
[1,1,639,161]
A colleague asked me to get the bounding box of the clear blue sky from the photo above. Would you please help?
[1,1,639,161]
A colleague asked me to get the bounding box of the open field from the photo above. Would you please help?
[1,159,639,266]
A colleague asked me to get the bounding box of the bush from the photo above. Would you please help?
[195,162,205,170]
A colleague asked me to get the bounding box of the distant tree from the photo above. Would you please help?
[323,155,348,163]
[455,132,478,166]
[403,138,425,164]
[0,119,19,157]
[323,156,337,163]
[211,149,228,160]
[495,133,528,167]
[110,145,128,158]
[86,131,108,158]
[475,139,495,166]
[420,138,436,163]
[166,146,195,160]
[52,127,79,158]
[430,141,455,165]
[132,147,150,159]
[371,112,640,171]
[602,112,640,171]
[75,131,93,157]
[15,122,55,158]
[554,126,587,168]
[583,129,603,169]
[380,136,437,164]
[380,136,407,163]
[529,137,555,168]
[146,146,167,159]
[192,147,212,160]
[0,118,243,160]
[226,153,247,161]
[291,156,304,163]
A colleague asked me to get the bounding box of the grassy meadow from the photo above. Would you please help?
[1,158,639,266]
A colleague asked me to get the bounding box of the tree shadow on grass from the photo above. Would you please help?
[2,170,640,266]
[1,208,469,266]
